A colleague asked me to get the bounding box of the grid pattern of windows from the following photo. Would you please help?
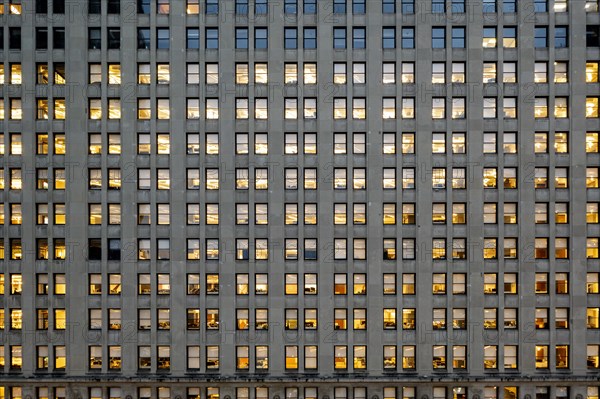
[0,0,597,396]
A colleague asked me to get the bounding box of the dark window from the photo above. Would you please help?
[304,0,317,14]
[555,26,568,48]
[206,28,218,49]
[451,27,465,48]
[383,0,396,13]
[535,26,547,48]
[255,28,268,49]
[588,25,600,47]
[334,28,346,49]
[285,28,298,49]
[9,28,22,50]
[304,28,317,49]
[89,239,102,261]
[503,0,516,12]
[157,28,170,49]
[36,0,48,13]
[482,0,496,12]
[255,0,268,14]
[534,0,547,12]
[383,27,396,48]
[107,28,120,49]
[432,0,445,13]
[108,239,121,261]
[353,27,366,49]
[206,0,218,14]
[187,28,200,49]
[402,27,414,48]
[334,0,346,13]
[108,0,120,13]
[236,0,248,14]
[138,28,150,49]
[236,28,249,49]
[285,0,297,13]
[402,0,414,13]
[353,0,365,13]
[451,0,465,12]
[53,27,65,49]
[36,28,48,50]
[53,0,65,13]
[138,0,150,13]
[89,0,101,13]
[0,30,3,50]
[89,28,101,49]
[432,27,446,48]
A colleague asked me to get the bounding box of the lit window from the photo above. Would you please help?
[554,62,568,83]
[285,98,298,119]
[206,99,219,119]
[587,62,599,83]
[502,132,517,153]
[483,98,497,118]
[255,63,268,83]
[353,98,366,119]
[283,64,298,85]
[382,62,395,84]
[587,97,599,118]
[587,167,599,188]
[206,64,219,84]
[432,98,445,119]
[303,63,316,84]
[333,98,347,119]
[535,346,549,369]
[503,62,517,82]
[382,98,396,119]
[402,98,415,118]
[432,346,446,369]
[503,97,517,118]
[554,97,568,118]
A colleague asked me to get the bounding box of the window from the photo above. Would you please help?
[352,98,367,119]
[304,0,316,13]
[432,63,445,84]
[535,345,549,370]
[555,62,568,83]
[205,28,218,49]
[535,26,548,48]
[483,27,497,47]
[555,26,568,48]
[432,27,446,48]
[334,28,346,49]
[402,28,415,48]
[402,98,415,118]
[482,0,496,11]
[451,62,465,83]
[534,0,547,11]
[503,26,516,47]
[284,28,298,49]
[587,62,599,83]
[503,62,516,82]
[452,346,466,370]
[236,28,248,49]
[588,97,599,118]
[402,63,415,83]
[186,28,200,49]
[304,28,317,49]
[156,28,170,49]
[452,27,466,48]
[284,0,297,13]
[255,28,268,49]
[382,28,395,49]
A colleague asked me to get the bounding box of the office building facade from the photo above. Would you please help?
[0,0,600,398]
